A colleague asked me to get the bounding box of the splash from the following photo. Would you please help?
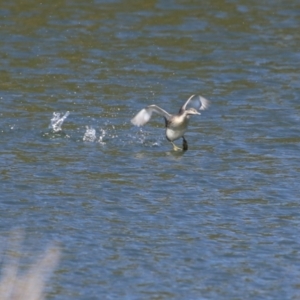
[49,111,70,132]
[83,126,97,142]
[98,128,106,144]
[83,126,106,144]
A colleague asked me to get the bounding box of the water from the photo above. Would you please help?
[1,0,300,299]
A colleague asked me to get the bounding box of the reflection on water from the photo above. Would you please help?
[1,0,300,299]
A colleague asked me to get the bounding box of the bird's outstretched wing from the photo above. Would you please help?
[131,105,171,126]
[180,95,210,113]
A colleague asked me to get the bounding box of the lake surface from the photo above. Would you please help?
[1,0,300,299]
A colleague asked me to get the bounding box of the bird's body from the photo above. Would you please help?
[165,113,189,141]
[131,95,209,151]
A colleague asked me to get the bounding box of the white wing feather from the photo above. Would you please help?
[198,96,210,111]
[181,95,210,111]
[131,105,171,127]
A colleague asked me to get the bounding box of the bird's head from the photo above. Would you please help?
[185,107,201,116]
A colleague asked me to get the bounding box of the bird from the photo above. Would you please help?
[131,94,209,151]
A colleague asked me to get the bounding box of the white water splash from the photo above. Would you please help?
[83,126,97,142]
[98,128,106,144]
[49,111,70,132]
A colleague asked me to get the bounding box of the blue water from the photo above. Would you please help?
[1,0,300,299]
